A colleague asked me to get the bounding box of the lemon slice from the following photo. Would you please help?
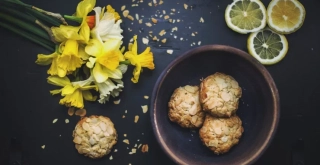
[225,0,267,34]
[267,0,306,34]
[247,29,288,65]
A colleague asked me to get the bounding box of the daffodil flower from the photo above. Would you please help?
[47,76,98,109]
[124,35,155,83]
[85,38,124,83]
[56,40,83,77]
[35,51,59,76]
[51,0,96,43]
[91,5,123,43]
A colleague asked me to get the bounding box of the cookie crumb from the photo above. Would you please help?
[52,119,58,124]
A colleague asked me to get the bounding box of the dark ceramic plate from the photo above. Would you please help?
[150,45,280,165]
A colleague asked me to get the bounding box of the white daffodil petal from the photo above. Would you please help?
[72,75,94,87]
[93,63,109,83]
[93,7,102,27]
[105,68,122,79]
[117,64,128,74]
[97,19,114,36]
[96,79,124,104]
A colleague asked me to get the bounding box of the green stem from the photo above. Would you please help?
[26,8,61,27]
[64,15,83,24]
[0,22,55,51]
[0,12,50,41]
[120,60,131,65]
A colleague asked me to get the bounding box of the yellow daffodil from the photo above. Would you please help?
[35,51,60,76]
[47,76,98,109]
[51,0,96,43]
[85,38,124,83]
[56,40,83,77]
[91,5,123,43]
[124,35,155,83]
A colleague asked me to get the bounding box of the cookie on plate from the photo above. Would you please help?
[72,115,117,159]
[199,114,244,155]
[168,85,205,128]
[200,72,242,117]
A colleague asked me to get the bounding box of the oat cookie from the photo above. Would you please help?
[199,114,244,155]
[73,115,117,159]
[200,72,242,117]
[168,85,205,128]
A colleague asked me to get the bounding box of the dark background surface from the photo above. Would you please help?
[0,0,318,165]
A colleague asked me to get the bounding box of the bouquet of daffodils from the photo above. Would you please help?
[0,0,155,109]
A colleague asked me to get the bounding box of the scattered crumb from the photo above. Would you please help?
[123,139,130,144]
[161,38,167,43]
[184,4,188,9]
[180,37,183,41]
[141,144,149,153]
[114,99,121,104]
[152,36,158,41]
[172,19,176,23]
[139,19,143,24]
[125,110,128,113]
[167,49,173,54]
[65,119,69,124]
[132,148,137,153]
[127,15,134,21]
[145,22,152,27]
[173,35,177,39]
[163,10,166,14]
[142,38,149,45]
[159,30,166,36]
[138,144,142,149]
[159,0,163,5]
[141,105,148,113]
[135,13,139,20]
[171,27,178,32]
[198,41,202,45]
[144,95,149,99]
[75,109,86,117]
[191,33,195,36]
[41,145,45,149]
[171,8,176,12]
[52,118,58,124]
[59,135,61,137]
[169,19,172,23]
[177,19,181,22]
[67,107,75,116]
[134,144,137,147]
[151,18,157,24]
[121,5,126,11]
[109,155,113,160]
[122,115,126,118]
[164,15,170,20]
[123,10,129,17]
[114,149,118,152]
[134,115,139,123]
[124,134,127,137]
[132,4,138,7]
[199,17,204,23]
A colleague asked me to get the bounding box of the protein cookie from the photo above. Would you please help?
[199,114,244,155]
[168,85,205,128]
[72,115,117,159]
[200,72,242,117]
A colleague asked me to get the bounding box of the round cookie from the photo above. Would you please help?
[72,115,117,159]
[168,85,205,128]
[199,114,244,155]
[200,72,242,117]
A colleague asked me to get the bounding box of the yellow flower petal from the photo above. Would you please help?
[79,21,90,43]
[86,57,96,68]
[51,25,81,42]
[93,63,109,83]
[35,52,58,65]
[85,39,103,56]
[61,85,77,96]
[96,50,120,70]
[59,89,84,108]
[47,76,71,87]
[136,47,155,69]
[80,85,98,91]
[131,63,142,83]
[50,89,62,95]
[124,51,137,65]
[76,0,96,18]
[131,35,138,54]
[82,90,97,101]
[78,44,89,60]
[106,5,120,21]
[47,56,59,76]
